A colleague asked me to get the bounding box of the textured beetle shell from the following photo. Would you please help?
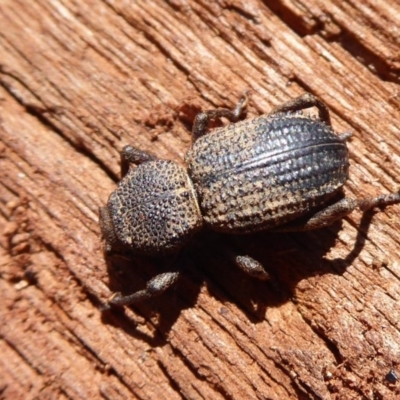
[185,114,349,233]
[107,160,202,254]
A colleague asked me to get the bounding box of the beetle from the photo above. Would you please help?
[100,92,400,307]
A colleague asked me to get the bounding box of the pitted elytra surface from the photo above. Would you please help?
[100,92,400,307]
[185,114,349,232]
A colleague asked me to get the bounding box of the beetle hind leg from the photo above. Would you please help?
[273,192,400,232]
[359,191,400,211]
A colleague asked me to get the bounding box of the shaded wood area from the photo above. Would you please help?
[1,0,400,398]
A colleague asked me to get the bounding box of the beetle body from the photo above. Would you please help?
[186,114,349,233]
[100,92,400,306]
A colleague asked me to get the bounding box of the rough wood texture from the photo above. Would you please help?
[1,1,400,399]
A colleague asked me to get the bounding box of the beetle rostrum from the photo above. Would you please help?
[100,92,400,307]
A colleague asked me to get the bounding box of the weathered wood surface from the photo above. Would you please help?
[1,1,400,399]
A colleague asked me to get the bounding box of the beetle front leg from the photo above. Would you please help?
[192,91,249,140]
[269,93,331,126]
[99,206,119,252]
[108,271,180,307]
[235,255,270,280]
[120,145,158,177]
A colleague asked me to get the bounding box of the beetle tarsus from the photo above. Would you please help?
[359,191,400,211]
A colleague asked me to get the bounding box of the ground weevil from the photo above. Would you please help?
[100,92,400,307]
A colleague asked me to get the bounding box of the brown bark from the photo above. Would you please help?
[1,1,400,399]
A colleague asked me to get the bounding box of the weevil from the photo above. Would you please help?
[100,92,400,306]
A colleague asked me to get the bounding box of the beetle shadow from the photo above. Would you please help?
[194,209,379,323]
[101,210,378,345]
[189,227,338,322]
[101,247,205,347]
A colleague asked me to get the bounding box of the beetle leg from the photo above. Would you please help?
[274,192,400,232]
[108,271,180,307]
[269,93,331,126]
[99,206,119,252]
[338,131,353,142]
[120,145,158,177]
[235,255,270,280]
[359,191,400,211]
[281,198,359,231]
[192,91,249,140]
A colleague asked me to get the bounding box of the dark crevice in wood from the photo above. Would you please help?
[338,31,400,84]
[262,1,319,37]
[224,4,261,24]
[263,2,400,83]
[156,360,186,399]
[170,347,236,400]
[0,78,118,184]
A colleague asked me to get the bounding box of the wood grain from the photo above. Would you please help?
[1,1,400,399]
